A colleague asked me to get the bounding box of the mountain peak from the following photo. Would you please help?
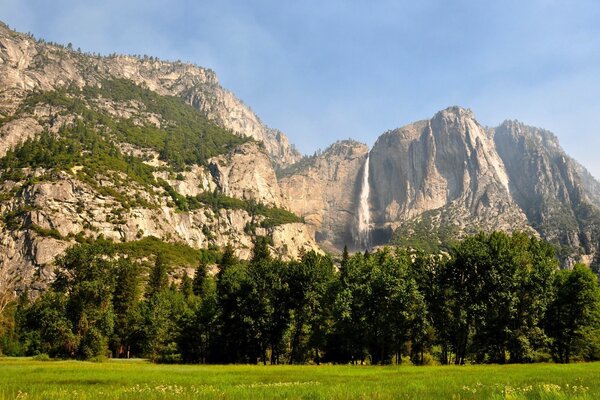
[496,119,561,150]
[434,105,475,121]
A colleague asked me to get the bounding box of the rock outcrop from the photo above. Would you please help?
[279,141,368,251]
[208,142,285,207]
[369,107,531,242]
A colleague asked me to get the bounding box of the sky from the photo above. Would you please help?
[2,0,600,177]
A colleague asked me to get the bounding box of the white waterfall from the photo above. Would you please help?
[356,153,371,249]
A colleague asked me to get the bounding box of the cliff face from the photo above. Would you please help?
[0,22,300,166]
[279,141,368,251]
[494,121,600,266]
[0,22,317,290]
[369,107,529,234]
[208,142,284,208]
[371,109,600,266]
[282,107,600,268]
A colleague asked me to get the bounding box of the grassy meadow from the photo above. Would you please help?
[0,358,599,399]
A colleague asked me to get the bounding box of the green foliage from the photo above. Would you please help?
[0,80,254,216]
[2,206,36,230]
[179,272,194,299]
[140,289,188,363]
[5,231,600,365]
[545,264,600,363]
[286,251,336,364]
[145,255,170,298]
[192,263,208,297]
[111,258,143,358]
[329,248,423,364]
[391,211,459,252]
[19,80,248,170]
[115,236,220,267]
[30,224,63,240]
[195,191,250,211]
[0,123,157,208]
[192,191,303,226]
[258,205,305,228]
[52,242,117,359]
[433,231,559,365]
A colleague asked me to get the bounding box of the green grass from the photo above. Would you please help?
[0,359,598,399]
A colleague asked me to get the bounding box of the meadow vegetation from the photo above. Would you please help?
[0,358,599,399]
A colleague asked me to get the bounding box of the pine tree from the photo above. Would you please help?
[146,254,169,298]
[180,272,193,299]
[192,263,208,297]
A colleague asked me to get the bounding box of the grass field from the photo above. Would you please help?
[0,358,599,399]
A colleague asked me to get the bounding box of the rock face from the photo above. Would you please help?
[208,142,284,207]
[493,120,600,266]
[0,22,317,290]
[369,107,531,242]
[283,107,600,269]
[279,141,368,251]
[0,22,300,166]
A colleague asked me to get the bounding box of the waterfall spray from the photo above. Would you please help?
[356,153,371,249]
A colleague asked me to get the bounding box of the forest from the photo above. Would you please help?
[0,231,599,365]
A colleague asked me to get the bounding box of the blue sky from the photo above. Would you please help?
[3,0,600,177]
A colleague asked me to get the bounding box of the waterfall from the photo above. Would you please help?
[356,153,371,249]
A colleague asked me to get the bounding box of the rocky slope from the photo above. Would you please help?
[0,21,300,166]
[0,22,316,290]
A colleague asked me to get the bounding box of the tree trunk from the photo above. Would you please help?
[315,348,320,365]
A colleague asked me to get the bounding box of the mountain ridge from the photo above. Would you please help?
[283,105,600,268]
[0,22,318,291]
[1,21,600,293]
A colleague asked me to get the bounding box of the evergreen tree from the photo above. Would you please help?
[180,271,194,299]
[251,236,272,264]
[146,254,169,298]
[53,242,116,359]
[192,263,208,297]
[112,258,142,358]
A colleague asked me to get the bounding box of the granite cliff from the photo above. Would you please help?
[279,140,368,252]
[0,22,315,290]
[282,106,600,268]
[2,20,600,292]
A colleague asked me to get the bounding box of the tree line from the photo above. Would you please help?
[1,231,599,365]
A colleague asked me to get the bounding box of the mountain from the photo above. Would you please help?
[2,21,600,292]
[0,22,315,290]
[494,120,600,265]
[283,106,600,268]
[0,22,301,166]
[278,140,368,252]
